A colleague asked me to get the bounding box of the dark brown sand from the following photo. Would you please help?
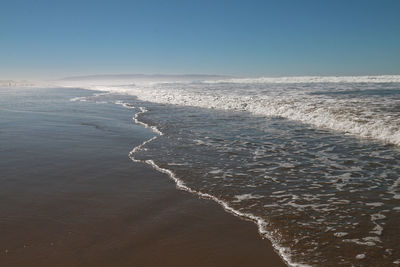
[0,87,286,267]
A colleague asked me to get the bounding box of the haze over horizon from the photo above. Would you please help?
[1,0,400,80]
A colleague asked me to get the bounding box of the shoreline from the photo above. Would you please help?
[0,87,286,266]
[125,102,295,266]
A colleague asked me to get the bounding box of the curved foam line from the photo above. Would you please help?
[132,107,163,136]
[115,100,135,110]
[122,103,310,267]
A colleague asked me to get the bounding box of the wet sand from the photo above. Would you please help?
[0,87,286,266]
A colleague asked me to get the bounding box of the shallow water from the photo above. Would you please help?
[69,77,400,266]
[1,86,287,267]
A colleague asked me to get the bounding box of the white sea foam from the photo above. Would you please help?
[121,103,311,267]
[133,107,163,135]
[115,100,134,109]
[388,177,400,199]
[70,96,87,102]
[369,213,386,235]
[343,238,377,246]
[334,232,348,237]
[355,253,366,259]
[58,75,400,146]
[365,202,384,207]
[233,193,264,202]
[208,169,223,174]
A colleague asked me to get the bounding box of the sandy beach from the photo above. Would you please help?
[0,87,286,267]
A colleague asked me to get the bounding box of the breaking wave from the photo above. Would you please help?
[62,75,400,146]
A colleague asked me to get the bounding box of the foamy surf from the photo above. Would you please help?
[125,104,309,267]
[59,75,400,146]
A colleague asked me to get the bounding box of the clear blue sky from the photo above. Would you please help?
[1,0,400,79]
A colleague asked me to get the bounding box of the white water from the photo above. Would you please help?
[59,75,400,146]
[125,104,310,267]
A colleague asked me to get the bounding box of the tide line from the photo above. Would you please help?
[122,103,310,267]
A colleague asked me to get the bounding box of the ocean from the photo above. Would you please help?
[66,75,400,266]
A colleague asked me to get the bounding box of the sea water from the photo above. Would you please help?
[68,76,400,266]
